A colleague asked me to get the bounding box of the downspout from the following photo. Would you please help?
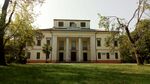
[95,31,97,62]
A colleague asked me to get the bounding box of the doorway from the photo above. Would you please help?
[59,52,64,62]
[71,52,76,62]
[83,53,88,61]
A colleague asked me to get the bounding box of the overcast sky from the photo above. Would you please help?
[0,0,138,29]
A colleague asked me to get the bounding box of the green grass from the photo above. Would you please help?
[0,63,150,84]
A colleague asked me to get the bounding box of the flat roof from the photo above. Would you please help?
[39,28,119,33]
[54,19,90,21]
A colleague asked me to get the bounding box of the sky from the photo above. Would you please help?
[0,0,138,29]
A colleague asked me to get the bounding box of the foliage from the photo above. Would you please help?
[98,0,150,65]
[0,0,45,65]
[42,44,52,62]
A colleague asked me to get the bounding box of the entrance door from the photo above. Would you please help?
[83,53,88,61]
[59,52,64,62]
[71,52,76,62]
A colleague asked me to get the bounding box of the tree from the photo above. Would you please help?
[98,0,150,65]
[0,0,44,65]
[42,44,52,63]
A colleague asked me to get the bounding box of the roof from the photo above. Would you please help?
[39,28,119,33]
[54,19,90,22]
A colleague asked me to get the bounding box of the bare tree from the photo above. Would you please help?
[99,0,150,65]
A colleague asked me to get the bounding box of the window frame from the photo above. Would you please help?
[98,52,101,59]
[58,22,64,27]
[37,39,41,46]
[81,22,86,27]
[36,52,40,59]
[106,53,110,59]
[115,53,118,59]
[97,38,101,47]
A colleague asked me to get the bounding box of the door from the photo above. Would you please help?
[59,52,64,62]
[71,52,76,61]
[83,53,88,61]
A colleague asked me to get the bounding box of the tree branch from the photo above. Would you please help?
[5,1,16,28]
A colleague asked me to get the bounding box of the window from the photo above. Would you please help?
[105,38,110,47]
[81,22,86,27]
[47,39,50,45]
[115,53,118,59]
[98,52,101,59]
[27,52,31,59]
[70,22,76,27]
[72,40,76,50]
[37,39,41,46]
[97,38,101,47]
[106,53,110,59]
[37,52,40,59]
[83,41,87,50]
[59,41,64,50]
[58,22,64,27]
[114,41,118,47]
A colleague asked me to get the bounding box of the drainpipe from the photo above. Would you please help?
[95,31,98,62]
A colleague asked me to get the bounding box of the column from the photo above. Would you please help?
[52,36,57,62]
[90,36,96,62]
[66,37,69,62]
[78,37,82,62]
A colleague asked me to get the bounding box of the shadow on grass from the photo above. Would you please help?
[0,64,150,84]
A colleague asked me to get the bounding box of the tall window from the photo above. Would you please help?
[37,52,40,59]
[114,41,118,47]
[97,38,101,47]
[106,53,110,59]
[83,41,87,50]
[115,53,118,59]
[59,41,64,50]
[98,52,101,59]
[70,22,77,27]
[58,22,64,27]
[46,39,50,45]
[37,39,41,46]
[27,52,31,59]
[81,22,86,27]
[72,40,76,50]
[105,38,110,47]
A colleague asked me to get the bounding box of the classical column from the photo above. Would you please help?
[52,36,57,62]
[66,37,69,62]
[90,36,96,62]
[78,37,82,62]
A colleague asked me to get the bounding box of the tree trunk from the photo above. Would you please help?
[134,48,144,65]
[0,36,7,65]
[0,0,10,66]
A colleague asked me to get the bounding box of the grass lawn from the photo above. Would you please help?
[0,63,150,84]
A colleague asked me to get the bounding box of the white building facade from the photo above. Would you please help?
[26,19,121,63]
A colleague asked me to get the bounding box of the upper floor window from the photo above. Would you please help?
[58,22,64,27]
[98,52,101,59]
[114,40,118,47]
[37,52,40,59]
[97,38,101,47]
[46,37,51,45]
[70,22,77,27]
[106,53,110,59]
[81,22,86,27]
[37,39,41,46]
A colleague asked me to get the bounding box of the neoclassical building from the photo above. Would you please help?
[26,19,121,63]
